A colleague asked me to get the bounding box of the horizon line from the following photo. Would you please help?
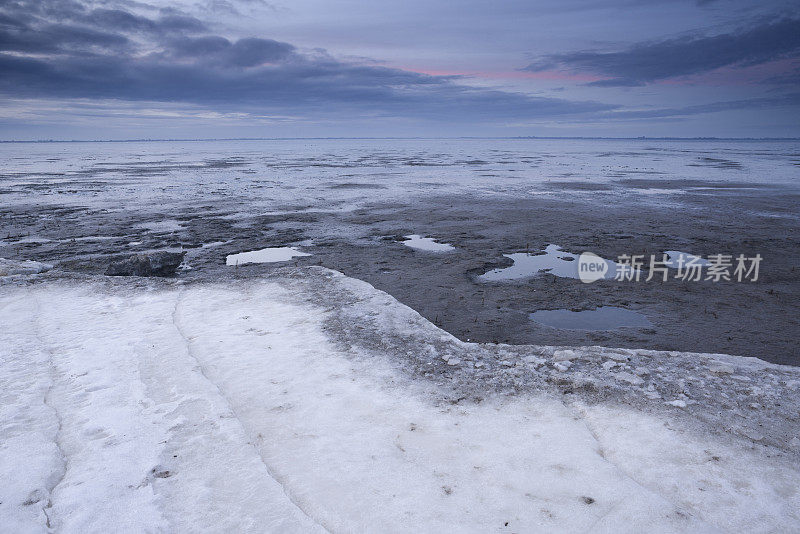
[2,136,799,143]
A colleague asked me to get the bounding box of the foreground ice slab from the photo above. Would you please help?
[1,268,798,533]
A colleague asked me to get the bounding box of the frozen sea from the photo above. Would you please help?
[1,138,798,217]
[1,138,800,532]
[2,138,798,359]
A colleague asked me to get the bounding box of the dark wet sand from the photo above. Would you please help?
[295,187,800,365]
[4,180,800,365]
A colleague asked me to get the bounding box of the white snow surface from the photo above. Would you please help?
[402,235,455,252]
[225,247,311,266]
[1,269,799,533]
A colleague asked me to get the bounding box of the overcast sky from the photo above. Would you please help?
[1,0,798,139]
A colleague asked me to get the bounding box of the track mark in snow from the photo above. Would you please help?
[13,295,69,529]
[25,288,173,532]
[35,295,69,530]
[2,278,798,532]
[171,290,332,534]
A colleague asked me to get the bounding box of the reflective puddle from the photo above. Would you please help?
[403,234,455,252]
[226,247,311,266]
[479,244,616,281]
[530,307,652,330]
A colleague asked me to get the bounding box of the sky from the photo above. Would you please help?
[0,0,798,139]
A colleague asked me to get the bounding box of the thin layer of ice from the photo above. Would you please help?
[134,220,185,233]
[402,234,455,252]
[2,140,796,239]
[225,247,311,266]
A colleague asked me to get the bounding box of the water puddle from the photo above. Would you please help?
[530,307,651,330]
[403,235,455,252]
[663,251,709,268]
[226,247,311,266]
[479,244,616,281]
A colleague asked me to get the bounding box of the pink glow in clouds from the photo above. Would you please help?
[402,67,606,83]
[407,57,798,88]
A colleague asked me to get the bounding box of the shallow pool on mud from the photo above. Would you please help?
[478,244,617,282]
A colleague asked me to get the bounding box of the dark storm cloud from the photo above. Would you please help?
[84,9,159,32]
[83,9,207,34]
[0,0,613,121]
[167,35,231,57]
[0,52,613,120]
[166,36,296,67]
[524,18,800,86]
[0,21,130,53]
[152,13,208,33]
[0,0,207,38]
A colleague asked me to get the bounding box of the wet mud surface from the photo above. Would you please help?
[4,180,799,365]
[304,189,800,364]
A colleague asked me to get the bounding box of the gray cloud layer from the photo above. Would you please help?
[0,0,612,121]
[524,18,800,86]
[1,0,797,136]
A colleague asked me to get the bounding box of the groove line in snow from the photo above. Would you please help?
[170,289,332,534]
[32,294,68,531]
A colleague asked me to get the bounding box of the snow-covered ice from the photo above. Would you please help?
[225,247,312,266]
[402,235,455,252]
[0,258,52,276]
[1,267,798,532]
[3,139,796,230]
[133,220,185,233]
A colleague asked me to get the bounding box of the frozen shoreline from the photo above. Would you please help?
[3,139,799,362]
[2,267,798,532]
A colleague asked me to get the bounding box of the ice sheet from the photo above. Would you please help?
[1,269,798,532]
[2,139,797,223]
